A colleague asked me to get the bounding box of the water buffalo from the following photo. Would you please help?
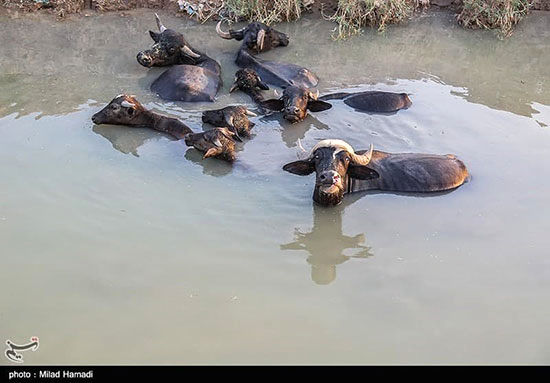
[201,105,257,139]
[216,21,289,53]
[229,68,270,110]
[262,84,332,123]
[320,91,412,113]
[137,14,222,102]
[91,94,192,139]
[184,128,242,162]
[217,21,318,89]
[283,139,469,206]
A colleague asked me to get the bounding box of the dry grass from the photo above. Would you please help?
[0,0,539,38]
[326,0,421,39]
[2,0,85,16]
[457,0,532,37]
[221,0,307,23]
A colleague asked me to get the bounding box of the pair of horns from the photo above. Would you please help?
[298,139,374,166]
[273,88,319,99]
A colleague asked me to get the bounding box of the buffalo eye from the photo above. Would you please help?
[168,47,176,54]
[127,108,134,116]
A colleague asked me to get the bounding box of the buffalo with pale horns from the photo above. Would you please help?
[137,14,222,102]
[283,140,469,206]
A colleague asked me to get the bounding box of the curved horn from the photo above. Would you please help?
[155,13,167,33]
[245,109,257,117]
[350,144,374,166]
[309,89,320,100]
[296,138,308,159]
[216,21,232,39]
[256,29,266,52]
[229,78,239,93]
[181,45,201,59]
[297,138,307,153]
[120,100,134,108]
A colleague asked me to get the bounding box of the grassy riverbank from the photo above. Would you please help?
[1,0,548,37]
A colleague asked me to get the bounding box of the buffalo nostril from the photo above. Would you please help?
[320,174,327,181]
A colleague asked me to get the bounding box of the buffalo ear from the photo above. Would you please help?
[149,31,161,42]
[261,99,284,111]
[283,160,315,176]
[232,132,243,143]
[348,165,379,180]
[307,100,332,112]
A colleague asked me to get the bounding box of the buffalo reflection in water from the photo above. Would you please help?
[281,205,373,285]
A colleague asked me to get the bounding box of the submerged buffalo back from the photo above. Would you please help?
[344,92,411,113]
[349,151,469,193]
[151,65,221,102]
[320,91,412,113]
[236,49,318,89]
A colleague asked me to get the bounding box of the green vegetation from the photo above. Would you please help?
[457,0,532,37]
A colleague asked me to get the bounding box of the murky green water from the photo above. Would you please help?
[1,9,550,364]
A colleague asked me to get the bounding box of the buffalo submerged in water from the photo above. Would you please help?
[319,91,412,113]
[91,94,193,139]
[283,139,469,206]
[137,14,222,102]
[91,94,244,163]
[228,68,332,123]
[216,21,318,89]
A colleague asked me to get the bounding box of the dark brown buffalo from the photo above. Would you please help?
[216,21,289,53]
[228,68,271,114]
[262,85,332,123]
[137,14,221,102]
[91,94,192,139]
[217,21,318,89]
[201,105,257,139]
[283,139,469,206]
[184,128,242,163]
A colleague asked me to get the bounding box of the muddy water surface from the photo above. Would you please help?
[1,9,549,364]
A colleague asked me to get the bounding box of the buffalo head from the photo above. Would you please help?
[202,105,257,139]
[283,140,379,206]
[216,21,289,53]
[92,94,146,126]
[184,128,242,163]
[137,13,203,67]
[263,86,332,123]
[229,68,270,94]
